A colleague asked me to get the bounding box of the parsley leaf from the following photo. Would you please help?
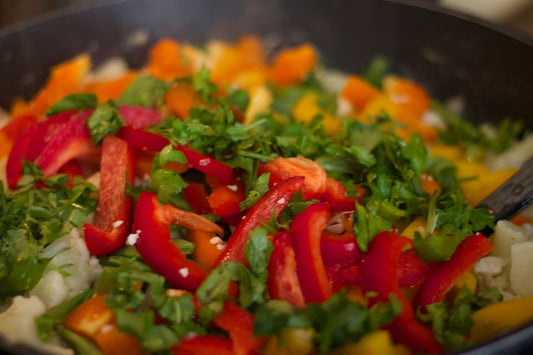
[152,144,187,171]
[362,55,390,88]
[193,66,218,104]
[118,75,170,108]
[418,287,502,351]
[228,88,250,111]
[254,292,402,354]
[46,93,97,116]
[86,101,125,145]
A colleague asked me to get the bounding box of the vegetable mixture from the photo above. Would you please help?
[0,36,532,355]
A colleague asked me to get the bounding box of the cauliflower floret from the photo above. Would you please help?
[30,228,102,309]
[0,296,73,355]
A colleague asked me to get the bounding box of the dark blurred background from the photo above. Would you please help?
[1,0,532,36]
[0,0,532,36]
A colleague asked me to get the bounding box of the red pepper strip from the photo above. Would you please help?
[414,233,493,309]
[322,177,365,211]
[118,106,162,128]
[268,232,306,308]
[171,335,234,355]
[290,202,332,303]
[398,248,429,288]
[207,182,246,218]
[215,176,305,266]
[176,145,234,185]
[213,302,264,355]
[356,232,442,353]
[6,111,74,188]
[0,114,38,141]
[116,126,234,184]
[83,136,135,255]
[321,232,362,266]
[117,126,170,152]
[38,110,96,177]
[58,160,84,188]
[183,182,212,214]
[132,191,223,292]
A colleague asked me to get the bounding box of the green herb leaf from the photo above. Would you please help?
[362,55,389,88]
[151,169,188,206]
[245,228,273,282]
[193,66,218,104]
[46,93,97,116]
[37,290,95,342]
[228,89,250,111]
[118,75,170,108]
[55,325,103,355]
[87,102,125,145]
[152,144,187,171]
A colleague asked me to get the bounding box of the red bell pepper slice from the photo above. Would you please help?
[268,232,305,308]
[6,111,75,188]
[322,177,365,211]
[290,202,332,303]
[414,233,493,309]
[398,248,429,288]
[57,159,84,187]
[116,127,234,184]
[356,231,442,353]
[117,126,170,152]
[215,176,305,266]
[321,232,362,266]
[37,110,96,177]
[176,145,234,185]
[83,136,135,255]
[260,156,327,200]
[172,335,234,355]
[0,114,38,141]
[118,106,162,128]
[132,191,223,292]
[207,182,245,218]
[183,182,212,214]
[213,302,264,355]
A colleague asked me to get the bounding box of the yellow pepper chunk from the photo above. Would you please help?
[429,144,464,162]
[401,217,427,240]
[292,92,342,135]
[330,330,411,355]
[455,161,517,206]
[470,296,533,343]
[244,85,272,125]
[453,270,477,293]
[264,328,315,355]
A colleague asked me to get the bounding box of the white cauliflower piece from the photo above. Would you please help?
[486,134,533,171]
[475,256,506,277]
[31,228,102,309]
[491,220,529,260]
[0,296,73,355]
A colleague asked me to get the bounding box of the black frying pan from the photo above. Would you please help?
[0,0,532,354]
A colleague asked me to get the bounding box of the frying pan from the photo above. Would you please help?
[0,0,532,354]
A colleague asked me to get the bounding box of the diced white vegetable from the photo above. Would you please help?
[421,110,446,129]
[492,220,530,260]
[0,296,73,355]
[88,57,128,82]
[336,96,352,117]
[31,228,102,309]
[474,256,506,277]
[486,134,533,171]
[315,68,348,93]
[509,241,533,296]
[86,172,101,190]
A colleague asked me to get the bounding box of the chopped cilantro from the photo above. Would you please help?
[86,101,125,145]
[46,93,97,116]
[118,75,170,108]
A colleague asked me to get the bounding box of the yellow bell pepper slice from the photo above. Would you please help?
[470,296,533,343]
[330,330,411,355]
